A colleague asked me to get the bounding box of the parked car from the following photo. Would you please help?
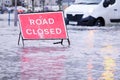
[0,6,8,14]
[17,6,27,14]
[64,0,120,26]
[7,7,14,13]
[34,7,42,12]
[45,5,59,11]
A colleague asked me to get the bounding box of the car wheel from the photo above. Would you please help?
[95,19,105,27]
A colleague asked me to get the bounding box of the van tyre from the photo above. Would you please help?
[95,19,105,26]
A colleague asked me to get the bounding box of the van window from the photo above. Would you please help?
[75,0,102,4]
[103,0,115,7]
[110,0,115,5]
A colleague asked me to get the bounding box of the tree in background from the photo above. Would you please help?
[12,0,21,6]
[31,0,34,12]
[41,0,45,12]
[56,0,62,10]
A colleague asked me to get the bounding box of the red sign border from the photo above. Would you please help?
[18,11,70,46]
[18,11,69,40]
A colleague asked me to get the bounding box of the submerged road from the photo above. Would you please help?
[0,13,120,80]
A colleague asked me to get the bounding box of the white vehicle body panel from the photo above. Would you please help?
[64,0,120,26]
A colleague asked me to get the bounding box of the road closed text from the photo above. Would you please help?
[26,28,62,35]
[29,18,54,25]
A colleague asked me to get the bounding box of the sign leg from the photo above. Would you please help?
[18,32,21,45]
[67,38,70,46]
[53,39,63,45]
[53,39,70,46]
[22,37,24,47]
[61,39,70,46]
[18,32,24,46]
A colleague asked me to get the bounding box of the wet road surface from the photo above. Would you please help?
[0,19,120,80]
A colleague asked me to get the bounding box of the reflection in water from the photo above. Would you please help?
[85,30,96,49]
[100,45,118,54]
[87,59,94,80]
[99,45,117,80]
[20,47,67,80]
[86,55,116,80]
[20,47,67,53]
[100,56,116,80]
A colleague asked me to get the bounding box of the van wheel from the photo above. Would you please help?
[95,19,105,26]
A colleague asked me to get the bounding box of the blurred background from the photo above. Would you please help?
[0,0,75,14]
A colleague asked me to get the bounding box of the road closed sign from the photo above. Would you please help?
[18,12,68,40]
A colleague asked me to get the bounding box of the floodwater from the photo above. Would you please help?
[0,13,120,80]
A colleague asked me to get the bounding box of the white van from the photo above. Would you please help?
[64,0,120,26]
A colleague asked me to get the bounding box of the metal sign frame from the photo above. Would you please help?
[18,11,70,46]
